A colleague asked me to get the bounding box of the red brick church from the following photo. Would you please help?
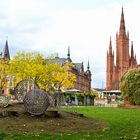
[106,8,139,90]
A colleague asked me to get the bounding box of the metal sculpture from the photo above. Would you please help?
[14,79,38,102]
[23,89,50,115]
[0,95,10,108]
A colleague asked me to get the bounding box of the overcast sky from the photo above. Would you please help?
[0,0,140,88]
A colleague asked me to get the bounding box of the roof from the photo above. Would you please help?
[74,63,82,71]
[51,57,84,72]
[51,57,67,66]
[2,40,10,59]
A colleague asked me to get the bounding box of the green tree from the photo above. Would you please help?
[120,68,140,105]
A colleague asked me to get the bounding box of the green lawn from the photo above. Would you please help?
[0,107,140,140]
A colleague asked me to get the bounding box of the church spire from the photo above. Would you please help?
[67,46,70,58]
[109,37,113,55]
[135,54,137,65]
[119,7,126,35]
[131,41,134,59]
[87,60,90,70]
[3,40,10,59]
[67,46,72,62]
[86,60,91,76]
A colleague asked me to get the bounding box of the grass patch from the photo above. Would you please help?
[60,106,140,140]
[0,106,140,139]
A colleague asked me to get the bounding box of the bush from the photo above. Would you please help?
[120,68,140,105]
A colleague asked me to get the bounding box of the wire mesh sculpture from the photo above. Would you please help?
[0,95,11,108]
[49,92,68,106]
[14,79,39,102]
[23,89,50,115]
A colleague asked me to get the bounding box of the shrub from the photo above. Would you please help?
[120,68,140,105]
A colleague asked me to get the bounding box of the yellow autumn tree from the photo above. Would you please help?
[9,52,46,85]
[9,52,76,92]
[0,59,10,94]
[45,62,76,92]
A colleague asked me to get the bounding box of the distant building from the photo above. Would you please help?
[106,8,139,90]
[52,47,92,92]
[0,41,91,93]
[0,40,11,95]
[0,40,10,59]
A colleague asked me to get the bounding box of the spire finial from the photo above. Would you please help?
[119,7,126,34]
[109,36,112,47]
[131,41,134,59]
[67,44,72,62]
[68,46,70,57]
[87,59,90,70]
[109,36,112,55]
[68,41,70,56]
[121,6,124,20]
[86,59,91,76]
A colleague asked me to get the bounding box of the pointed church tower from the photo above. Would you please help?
[106,37,114,90]
[130,42,137,67]
[106,7,138,90]
[3,40,10,59]
[119,7,126,36]
[116,7,129,73]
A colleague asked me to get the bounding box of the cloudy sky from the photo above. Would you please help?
[0,0,140,88]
